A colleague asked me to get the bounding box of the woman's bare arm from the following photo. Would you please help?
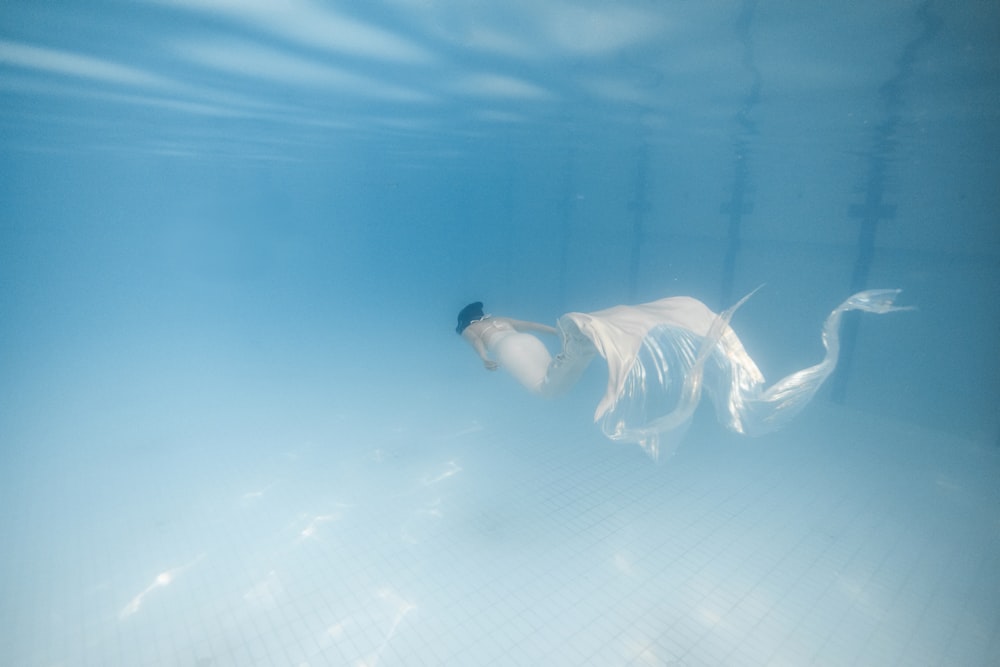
[508,319,558,335]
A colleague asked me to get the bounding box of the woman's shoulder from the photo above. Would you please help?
[465,315,510,334]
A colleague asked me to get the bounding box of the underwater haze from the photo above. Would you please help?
[2,1,1000,666]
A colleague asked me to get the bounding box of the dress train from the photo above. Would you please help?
[548,289,910,458]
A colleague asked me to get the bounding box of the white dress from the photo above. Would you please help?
[490,289,910,459]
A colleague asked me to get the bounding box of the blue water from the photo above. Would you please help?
[2,2,999,666]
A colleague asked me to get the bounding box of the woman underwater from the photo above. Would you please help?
[457,290,910,458]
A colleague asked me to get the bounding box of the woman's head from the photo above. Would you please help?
[456,301,484,334]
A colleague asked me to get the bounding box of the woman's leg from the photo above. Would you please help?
[493,333,553,394]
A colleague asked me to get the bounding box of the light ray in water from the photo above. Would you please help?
[361,587,417,667]
[421,460,461,485]
[119,553,205,620]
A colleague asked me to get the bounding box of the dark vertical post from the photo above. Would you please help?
[557,148,576,311]
[720,156,754,306]
[627,142,650,301]
[831,1,939,402]
[720,0,760,307]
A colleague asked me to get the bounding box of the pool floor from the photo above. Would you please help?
[2,402,998,666]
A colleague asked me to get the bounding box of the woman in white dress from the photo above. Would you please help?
[457,290,910,458]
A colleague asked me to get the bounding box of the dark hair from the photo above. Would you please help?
[456,302,484,334]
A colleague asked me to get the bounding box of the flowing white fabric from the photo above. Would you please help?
[550,289,911,459]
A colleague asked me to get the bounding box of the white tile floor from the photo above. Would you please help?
[2,401,998,666]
